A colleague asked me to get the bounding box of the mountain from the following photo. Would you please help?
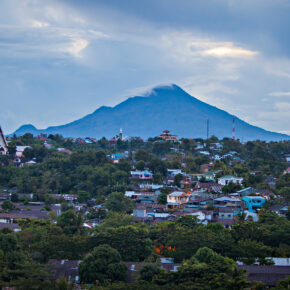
[12,84,290,141]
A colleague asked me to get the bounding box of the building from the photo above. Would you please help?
[0,126,8,155]
[130,170,153,180]
[167,191,189,205]
[15,145,31,157]
[218,175,243,186]
[242,196,266,213]
[200,163,214,173]
[213,196,242,210]
[159,130,178,141]
[238,265,290,287]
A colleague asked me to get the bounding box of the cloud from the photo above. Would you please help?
[268,91,290,97]
[275,102,290,111]
[30,20,50,28]
[202,45,257,58]
[65,38,88,57]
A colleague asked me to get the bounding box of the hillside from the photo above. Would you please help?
[12,84,290,141]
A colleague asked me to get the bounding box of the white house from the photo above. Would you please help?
[16,146,31,157]
[0,126,8,155]
[167,191,189,204]
[167,169,184,177]
[218,175,243,186]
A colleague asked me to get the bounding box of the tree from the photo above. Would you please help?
[57,210,83,235]
[78,244,126,284]
[91,225,153,261]
[136,160,145,171]
[235,239,272,265]
[1,200,14,211]
[10,193,18,203]
[174,173,183,187]
[135,150,151,162]
[157,188,171,205]
[105,192,134,213]
[139,264,162,282]
[153,247,249,289]
[222,181,242,194]
[175,216,199,229]
[77,191,91,203]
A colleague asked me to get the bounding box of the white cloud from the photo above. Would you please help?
[268,91,290,97]
[275,102,290,111]
[65,38,88,58]
[30,20,50,28]
[202,45,257,58]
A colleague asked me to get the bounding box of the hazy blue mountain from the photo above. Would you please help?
[12,84,289,141]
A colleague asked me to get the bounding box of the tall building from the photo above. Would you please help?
[0,126,8,155]
[159,130,178,141]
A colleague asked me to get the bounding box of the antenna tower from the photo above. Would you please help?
[232,117,235,141]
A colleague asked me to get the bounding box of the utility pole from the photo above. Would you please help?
[207,118,209,140]
[232,117,235,141]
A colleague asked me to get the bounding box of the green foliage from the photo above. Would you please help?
[1,200,14,211]
[78,244,126,284]
[136,160,145,171]
[222,181,242,194]
[105,192,134,213]
[153,247,249,289]
[91,225,153,261]
[57,210,83,235]
[139,264,162,282]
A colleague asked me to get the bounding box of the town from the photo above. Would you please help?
[0,126,289,288]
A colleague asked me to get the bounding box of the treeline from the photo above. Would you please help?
[0,209,289,288]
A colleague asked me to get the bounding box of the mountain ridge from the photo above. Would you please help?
[11,84,290,141]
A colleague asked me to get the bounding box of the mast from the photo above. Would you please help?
[232,117,235,141]
[0,126,8,154]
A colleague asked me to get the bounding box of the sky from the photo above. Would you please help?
[0,0,290,135]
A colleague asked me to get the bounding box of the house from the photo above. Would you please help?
[218,175,243,186]
[195,142,204,150]
[57,148,72,154]
[139,183,163,190]
[133,206,147,218]
[213,196,242,211]
[283,167,290,174]
[242,196,266,213]
[0,222,21,232]
[218,207,234,220]
[244,210,259,222]
[136,194,156,204]
[269,204,289,217]
[51,194,78,202]
[125,191,142,199]
[124,261,181,282]
[47,259,81,282]
[209,143,223,150]
[237,187,258,197]
[217,207,235,228]
[188,210,212,225]
[107,153,124,164]
[265,176,277,189]
[194,182,222,193]
[130,170,153,180]
[184,196,214,211]
[167,169,184,177]
[0,126,8,155]
[167,191,189,205]
[238,265,290,287]
[16,145,31,157]
[199,151,210,156]
[24,160,37,166]
[200,163,214,173]
[158,130,178,141]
